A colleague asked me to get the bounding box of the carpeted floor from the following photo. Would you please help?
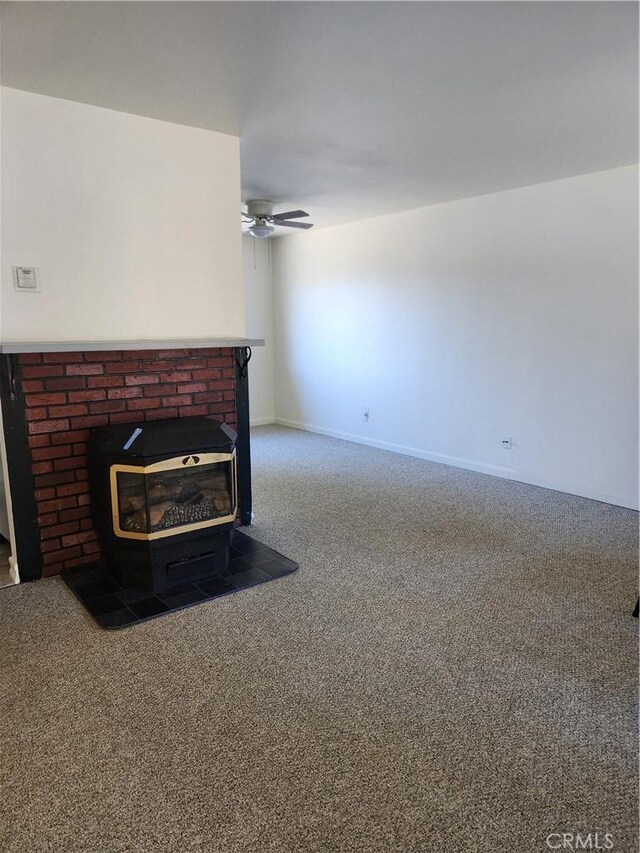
[0,425,637,853]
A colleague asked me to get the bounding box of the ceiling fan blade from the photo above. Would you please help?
[274,220,314,230]
[271,209,309,221]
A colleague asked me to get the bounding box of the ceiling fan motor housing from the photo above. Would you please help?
[245,199,274,218]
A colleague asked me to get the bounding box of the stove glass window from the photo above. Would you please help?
[115,461,234,535]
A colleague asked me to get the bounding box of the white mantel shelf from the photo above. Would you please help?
[0,338,265,354]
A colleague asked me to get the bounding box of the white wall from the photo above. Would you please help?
[273,166,639,509]
[1,87,245,343]
[243,235,275,425]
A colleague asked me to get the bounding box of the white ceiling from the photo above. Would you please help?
[1,2,637,230]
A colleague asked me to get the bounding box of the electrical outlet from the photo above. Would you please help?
[362,407,370,422]
[501,437,512,450]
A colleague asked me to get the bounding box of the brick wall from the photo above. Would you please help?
[17,348,237,577]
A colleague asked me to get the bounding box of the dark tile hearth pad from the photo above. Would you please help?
[62,531,298,629]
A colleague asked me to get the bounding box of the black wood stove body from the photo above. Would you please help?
[89,416,237,592]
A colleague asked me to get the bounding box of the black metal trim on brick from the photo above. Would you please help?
[234,347,252,525]
[0,355,43,580]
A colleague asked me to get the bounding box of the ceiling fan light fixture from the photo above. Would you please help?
[247,219,275,238]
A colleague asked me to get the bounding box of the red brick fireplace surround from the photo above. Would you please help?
[4,347,247,579]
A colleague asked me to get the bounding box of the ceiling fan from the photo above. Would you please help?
[242,199,314,238]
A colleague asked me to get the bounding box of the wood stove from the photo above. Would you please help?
[89,416,237,592]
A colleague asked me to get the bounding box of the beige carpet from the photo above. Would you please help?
[0,425,637,852]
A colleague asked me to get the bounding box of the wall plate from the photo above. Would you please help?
[12,266,40,292]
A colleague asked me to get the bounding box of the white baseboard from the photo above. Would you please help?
[276,418,510,478]
[7,555,19,585]
[274,418,638,510]
[505,471,638,511]
[250,418,276,427]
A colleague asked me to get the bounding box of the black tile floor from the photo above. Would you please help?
[62,531,299,629]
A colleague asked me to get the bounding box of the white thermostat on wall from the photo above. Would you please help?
[13,266,40,292]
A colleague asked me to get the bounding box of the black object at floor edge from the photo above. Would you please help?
[62,531,298,629]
